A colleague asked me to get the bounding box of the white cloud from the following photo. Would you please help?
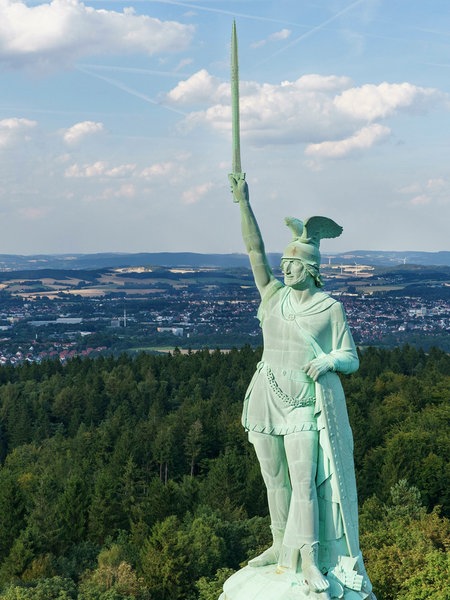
[106,164,137,178]
[101,184,136,200]
[166,69,228,105]
[398,183,422,195]
[176,73,357,144]
[286,74,353,93]
[19,206,49,220]
[168,71,448,159]
[270,29,291,42]
[65,161,136,178]
[0,117,37,147]
[63,121,104,145]
[141,161,176,179]
[398,176,450,208]
[305,124,390,158]
[140,158,189,185]
[65,161,106,178]
[251,28,291,49]
[333,82,444,121]
[426,177,446,191]
[181,182,213,205]
[410,194,431,206]
[173,57,193,73]
[0,0,194,71]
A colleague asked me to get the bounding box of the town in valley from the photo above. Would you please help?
[0,252,449,365]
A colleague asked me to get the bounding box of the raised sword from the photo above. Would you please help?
[231,21,245,185]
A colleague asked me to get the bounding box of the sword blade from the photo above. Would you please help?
[231,21,242,175]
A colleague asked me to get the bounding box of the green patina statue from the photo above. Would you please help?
[220,23,376,600]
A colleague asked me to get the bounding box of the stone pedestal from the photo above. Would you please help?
[219,565,371,600]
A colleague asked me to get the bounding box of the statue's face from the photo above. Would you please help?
[281,258,309,288]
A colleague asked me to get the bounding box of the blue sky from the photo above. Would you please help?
[0,0,449,255]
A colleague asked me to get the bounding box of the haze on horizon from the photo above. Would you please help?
[0,0,449,256]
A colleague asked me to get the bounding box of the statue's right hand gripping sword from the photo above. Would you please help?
[230,21,245,201]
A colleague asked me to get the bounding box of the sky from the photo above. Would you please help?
[0,0,449,256]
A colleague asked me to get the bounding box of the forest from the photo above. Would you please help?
[0,344,448,599]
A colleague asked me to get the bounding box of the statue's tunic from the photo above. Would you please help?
[242,280,358,436]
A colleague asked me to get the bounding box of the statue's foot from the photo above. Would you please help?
[248,545,279,567]
[302,562,330,593]
[300,544,330,593]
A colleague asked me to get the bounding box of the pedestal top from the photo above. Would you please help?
[219,565,368,600]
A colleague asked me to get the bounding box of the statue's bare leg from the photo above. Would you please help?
[248,432,291,567]
[284,431,330,593]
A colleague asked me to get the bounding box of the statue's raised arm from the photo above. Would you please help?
[229,174,274,295]
[229,22,274,295]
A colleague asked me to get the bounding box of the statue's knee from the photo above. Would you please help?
[260,462,289,485]
[264,474,291,491]
[291,480,316,501]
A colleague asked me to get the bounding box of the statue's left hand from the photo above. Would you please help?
[302,356,334,381]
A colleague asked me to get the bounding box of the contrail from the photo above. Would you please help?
[150,0,302,25]
[421,61,450,69]
[88,0,310,28]
[77,63,191,78]
[261,0,367,63]
[76,66,187,116]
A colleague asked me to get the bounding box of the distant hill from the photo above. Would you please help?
[0,249,449,271]
[326,250,450,267]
